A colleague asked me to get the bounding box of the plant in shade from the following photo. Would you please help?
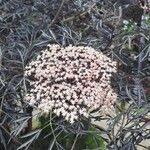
[24,44,117,124]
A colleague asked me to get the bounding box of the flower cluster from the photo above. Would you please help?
[139,0,150,12]
[24,44,117,124]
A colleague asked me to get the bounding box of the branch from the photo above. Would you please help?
[49,0,65,27]
[62,4,96,23]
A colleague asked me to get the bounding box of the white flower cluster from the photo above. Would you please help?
[139,0,150,12]
[24,44,117,124]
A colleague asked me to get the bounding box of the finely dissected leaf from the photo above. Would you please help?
[0,130,7,150]
[17,129,41,150]
[48,130,63,150]
[12,121,27,136]
[48,29,57,40]
[14,117,31,123]
[11,117,31,136]
[48,138,55,150]
[21,129,42,138]
[121,140,136,150]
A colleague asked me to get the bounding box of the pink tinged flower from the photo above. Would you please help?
[70,118,75,124]
[65,114,70,121]
[66,95,71,100]
[25,44,117,123]
[55,109,61,116]
[79,109,84,115]
[69,105,75,110]
[71,100,76,105]
[61,110,67,116]
[29,99,35,106]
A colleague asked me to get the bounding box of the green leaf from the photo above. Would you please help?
[84,127,105,150]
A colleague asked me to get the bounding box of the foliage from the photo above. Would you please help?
[27,113,106,150]
[0,0,150,150]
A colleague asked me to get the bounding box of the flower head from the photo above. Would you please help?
[25,44,117,123]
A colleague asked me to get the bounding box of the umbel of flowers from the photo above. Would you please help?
[24,44,117,124]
